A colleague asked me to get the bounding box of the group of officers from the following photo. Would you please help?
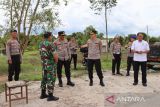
[6,29,149,101]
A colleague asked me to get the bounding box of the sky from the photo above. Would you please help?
[0,0,160,37]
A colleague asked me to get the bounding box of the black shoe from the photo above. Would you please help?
[117,73,123,76]
[47,94,59,101]
[58,79,63,87]
[100,81,105,87]
[112,73,115,75]
[89,81,93,86]
[133,83,138,86]
[40,90,48,99]
[67,81,75,87]
[142,83,147,87]
[40,94,48,99]
[58,83,63,87]
[126,73,130,76]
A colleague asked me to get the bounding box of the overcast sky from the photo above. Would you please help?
[0,0,160,37]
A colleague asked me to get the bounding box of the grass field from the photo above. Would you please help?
[0,50,128,93]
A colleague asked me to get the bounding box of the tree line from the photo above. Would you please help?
[1,25,160,53]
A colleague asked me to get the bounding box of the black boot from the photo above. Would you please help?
[47,93,59,101]
[133,82,138,86]
[117,73,123,76]
[89,79,93,86]
[58,78,63,87]
[142,83,147,87]
[126,73,130,76]
[100,79,105,87]
[67,79,75,86]
[126,71,130,76]
[40,90,48,99]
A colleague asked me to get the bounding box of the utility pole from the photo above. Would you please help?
[104,0,109,53]
[147,25,149,43]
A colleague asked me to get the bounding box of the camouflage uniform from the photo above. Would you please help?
[39,40,57,94]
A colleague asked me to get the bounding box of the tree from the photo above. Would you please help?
[0,0,68,53]
[72,25,104,46]
[149,37,160,44]
[84,25,97,36]
[97,33,104,39]
[88,0,117,51]
[72,32,85,46]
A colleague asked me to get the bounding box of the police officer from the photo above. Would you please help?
[87,30,105,87]
[39,32,59,101]
[54,31,75,87]
[6,30,22,81]
[110,36,123,76]
[69,36,78,70]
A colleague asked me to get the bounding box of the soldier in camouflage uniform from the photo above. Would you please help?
[39,32,59,101]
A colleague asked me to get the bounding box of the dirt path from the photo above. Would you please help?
[0,75,7,82]
[0,71,160,107]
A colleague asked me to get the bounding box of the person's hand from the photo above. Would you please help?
[139,51,143,54]
[136,51,143,54]
[54,53,58,63]
[135,51,140,54]
[8,60,12,64]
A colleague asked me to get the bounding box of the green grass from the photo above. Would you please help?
[0,54,8,75]
[0,83,5,93]
[0,50,128,93]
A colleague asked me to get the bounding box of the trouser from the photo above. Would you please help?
[127,57,134,74]
[41,68,56,94]
[133,61,147,84]
[112,54,121,74]
[70,54,77,69]
[87,59,103,80]
[57,59,71,82]
[8,55,21,81]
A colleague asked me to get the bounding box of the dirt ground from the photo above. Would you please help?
[0,70,160,107]
[0,75,7,82]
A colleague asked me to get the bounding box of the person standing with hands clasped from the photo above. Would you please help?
[69,36,78,70]
[125,35,137,76]
[54,31,75,87]
[110,36,123,76]
[87,30,105,87]
[131,32,150,87]
[6,30,22,81]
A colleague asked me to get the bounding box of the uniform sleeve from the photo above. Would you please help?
[68,42,73,49]
[131,42,135,51]
[99,40,102,54]
[6,40,11,60]
[110,42,114,53]
[49,42,57,54]
[19,47,23,62]
[87,40,89,48]
[67,42,71,58]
